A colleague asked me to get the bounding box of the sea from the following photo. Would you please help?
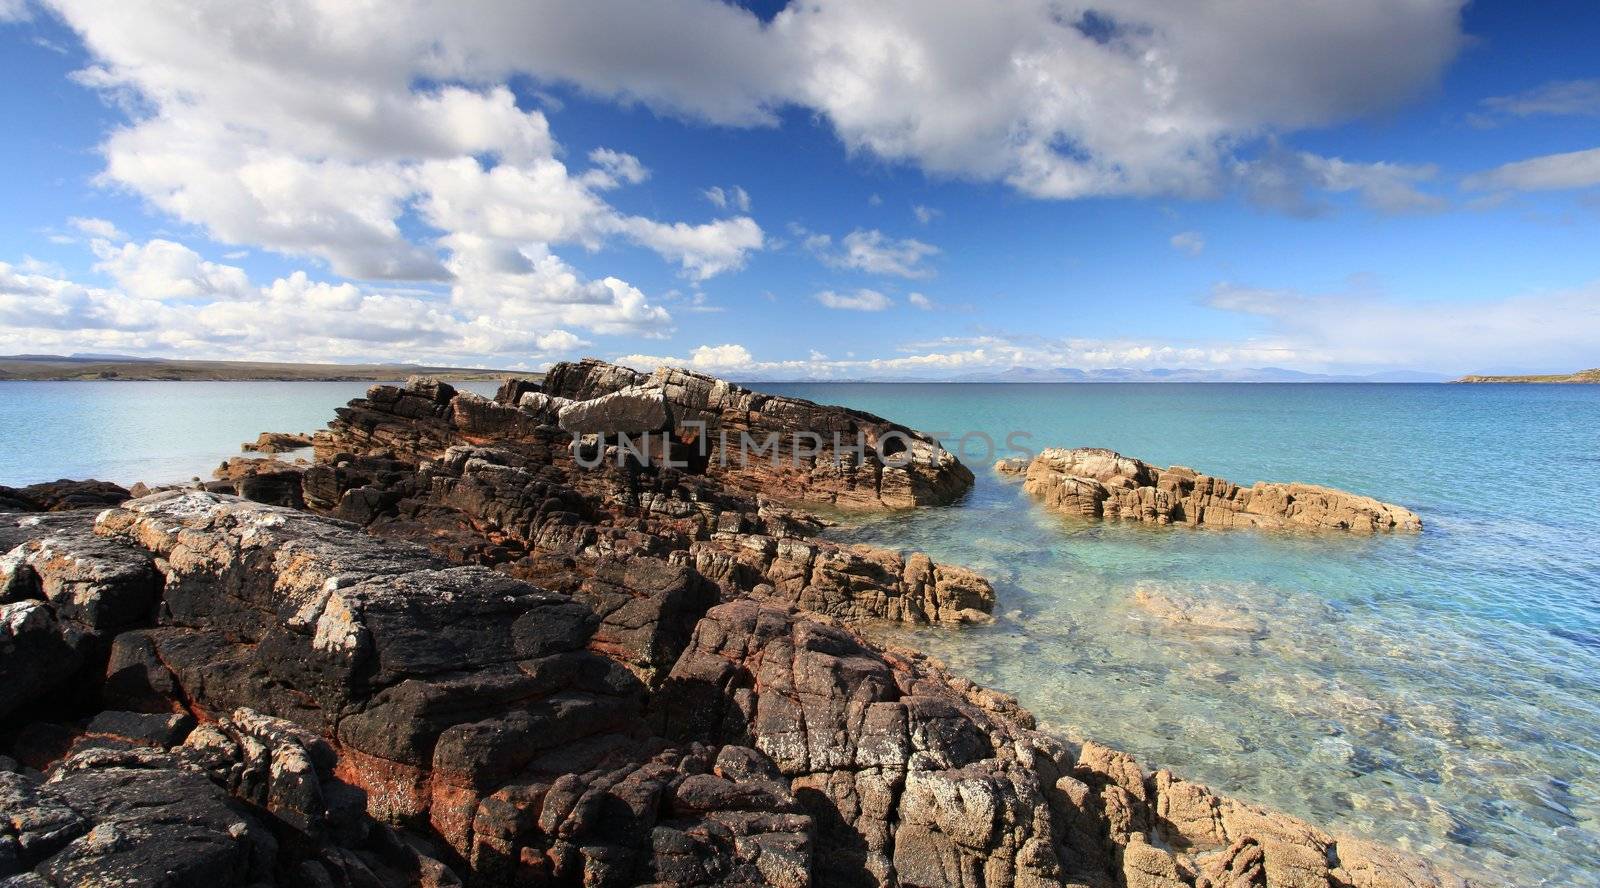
[2,379,1596,886]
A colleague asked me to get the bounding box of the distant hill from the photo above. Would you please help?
[0,355,524,382]
[1454,369,1600,384]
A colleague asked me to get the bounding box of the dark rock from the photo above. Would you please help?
[0,603,87,721]
[0,480,129,513]
[84,710,195,748]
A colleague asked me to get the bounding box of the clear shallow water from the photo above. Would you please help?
[0,380,500,486]
[759,383,1600,888]
[0,380,1595,884]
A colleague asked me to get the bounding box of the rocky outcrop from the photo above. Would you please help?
[0,479,129,513]
[1002,448,1421,532]
[244,431,315,453]
[0,496,1466,888]
[541,359,973,510]
[301,373,992,635]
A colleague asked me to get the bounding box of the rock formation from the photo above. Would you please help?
[538,359,973,511]
[0,362,1465,887]
[244,431,316,453]
[0,494,1466,888]
[0,479,129,513]
[1000,448,1421,532]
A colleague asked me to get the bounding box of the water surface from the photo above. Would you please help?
[0,380,499,486]
[759,382,1599,887]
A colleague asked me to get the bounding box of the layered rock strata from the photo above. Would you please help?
[999,448,1421,532]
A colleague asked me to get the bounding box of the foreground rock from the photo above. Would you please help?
[0,494,1468,888]
[1000,448,1421,532]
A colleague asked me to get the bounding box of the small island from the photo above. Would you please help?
[1454,368,1600,383]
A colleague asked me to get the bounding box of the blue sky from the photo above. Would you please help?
[1,0,1598,378]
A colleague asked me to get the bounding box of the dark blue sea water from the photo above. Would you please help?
[2,380,1595,884]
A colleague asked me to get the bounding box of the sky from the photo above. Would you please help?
[1,0,1598,379]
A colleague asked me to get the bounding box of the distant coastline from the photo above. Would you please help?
[0,354,519,382]
[1454,368,1600,384]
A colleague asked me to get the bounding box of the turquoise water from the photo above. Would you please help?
[755,382,1599,887]
[0,380,500,487]
[1,380,1595,884]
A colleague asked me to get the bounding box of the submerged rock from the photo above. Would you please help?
[1006,447,1421,532]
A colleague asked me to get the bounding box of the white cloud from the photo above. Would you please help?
[907,292,933,309]
[43,4,768,348]
[619,278,1600,379]
[579,148,649,189]
[1170,231,1205,256]
[0,0,30,22]
[1235,144,1446,216]
[616,343,755,374]
[68,217,124,240]
[703,185,751,212]
[774,0,1465,201]
[1479,79,1600,121]
[91,238,252,302]
[0,240,599,364]
[1463,147,1600,193]
[912,204,941,225]
[45,0,1465,218]
[614,216,764,281]
[1207,281,1600,373]
[815,288,891,311]
[803,227,938,278]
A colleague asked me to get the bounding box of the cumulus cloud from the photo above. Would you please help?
[1463,147,1600,193]
[912,204,941,225]
[907,292,933,309]
[46,0,1465,220]
[579,148,649,189]
[616,343,756,374]
[1170,231,1205,256]
[0,240,596,364]
[91,238,252,302]
[815,288,892,311]
[42,1,765,348]
[803,228,938,278]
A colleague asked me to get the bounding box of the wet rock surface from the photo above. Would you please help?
[1003,448,1422,533]
[0,364,1465,887]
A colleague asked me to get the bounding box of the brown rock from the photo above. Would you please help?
[1013,448,1421,532]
